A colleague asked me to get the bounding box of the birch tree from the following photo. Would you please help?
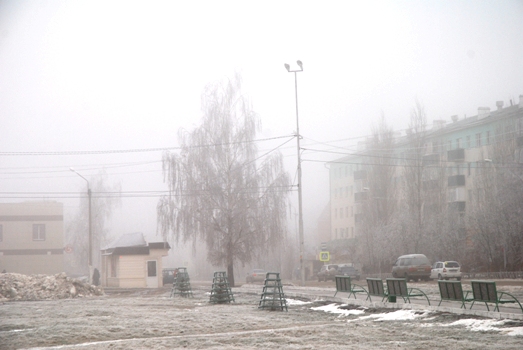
[157,75,290,286]
[359,115,397,272]
[402,100,428,253]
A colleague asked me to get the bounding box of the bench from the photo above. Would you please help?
[437,280,473,309]
[366,278,388,302]
[334,275,369,299]
[386,278,431,305]
[469,280,523,313]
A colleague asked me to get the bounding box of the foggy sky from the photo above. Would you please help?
[1,0,522,257]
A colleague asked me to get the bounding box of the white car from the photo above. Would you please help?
[431,261,462,281]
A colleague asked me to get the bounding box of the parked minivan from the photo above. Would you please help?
[391,254,431,281]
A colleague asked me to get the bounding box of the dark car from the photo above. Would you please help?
[162,268,178,285]
[246,269,266,283]
[392,254,431,281]
[337,265,360,280]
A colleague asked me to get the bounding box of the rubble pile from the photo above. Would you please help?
[0,272,103,301]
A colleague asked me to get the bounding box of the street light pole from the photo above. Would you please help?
[285,60,305,286]
[70,168,92,282]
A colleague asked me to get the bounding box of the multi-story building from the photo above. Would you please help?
[327,95,523,264]
[0,201,64,274]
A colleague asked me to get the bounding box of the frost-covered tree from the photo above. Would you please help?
[157,74,290,286]
[401,100,429,253]
[66,170,121,275]
[359,114,397,272]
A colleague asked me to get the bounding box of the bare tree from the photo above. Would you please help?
[157,74,290,286]
[468,120,523,271]
[358,114,397,272]
[401,100,428,253]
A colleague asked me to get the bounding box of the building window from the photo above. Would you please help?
[345,186,348,197]
[0,224,3,242]
[334,209,338,219]
[447,140,452,150]
[466,135,471,148]
[456,138,462,149]
[33,224,46,241]
[351,227,354,238]
[476,133,482,147]
[486,131,491,145]
[468,163,471,176]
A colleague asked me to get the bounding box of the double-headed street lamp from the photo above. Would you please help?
[70,168,92,282]
[285,60,305,286]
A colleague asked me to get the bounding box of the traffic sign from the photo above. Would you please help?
[319,251,330,262]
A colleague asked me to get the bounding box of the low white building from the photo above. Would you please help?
[101,232,170,288]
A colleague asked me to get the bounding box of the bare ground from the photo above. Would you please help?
[1,284,523,350]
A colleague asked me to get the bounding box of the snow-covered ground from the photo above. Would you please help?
[1,279,523,349]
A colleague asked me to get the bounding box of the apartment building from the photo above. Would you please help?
[328,95,523,248]
[0,201,64,274]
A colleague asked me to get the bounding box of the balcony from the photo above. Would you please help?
[354,170,367,180]
[448,201,466,212]
[422,179,439,191]
[354,192,368,202]
[447,148,465,162]
[422,153,440,167]
[448,174,465,187]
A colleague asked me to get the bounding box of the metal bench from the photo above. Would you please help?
[334,275,369,299]
[366,278,388,302]
[437,280,473,308]
[386,278,430,305]
[469,280,523,313]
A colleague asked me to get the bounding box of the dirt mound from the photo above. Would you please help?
[0,272,103,301]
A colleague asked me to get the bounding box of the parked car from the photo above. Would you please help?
[317,264,339,282]
[162,268,178,285]
[246,269,266,283]
[391,254,431,281]
[337,265,360,280]
[431,261,462,281]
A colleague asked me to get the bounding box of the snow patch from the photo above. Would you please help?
[357,309,432,322]
[311,303,366,316]
[286,298,312,305]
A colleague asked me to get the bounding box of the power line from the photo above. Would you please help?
[0,135,294,156]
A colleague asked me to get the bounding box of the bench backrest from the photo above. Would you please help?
[471,280,497,302]
[335,276,352,293]
[438,280,464,301]
[386,278,409,297]
[367,278,385,296]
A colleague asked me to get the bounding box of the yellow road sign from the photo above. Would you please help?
[319,251,330,262]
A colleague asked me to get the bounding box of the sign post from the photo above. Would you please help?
[319,251,330,262]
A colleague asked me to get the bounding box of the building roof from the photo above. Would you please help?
[101,232,170,256]
[104,232,147,250]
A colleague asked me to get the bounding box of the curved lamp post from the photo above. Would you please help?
[70,168,92,282]
[285,60,305,286]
